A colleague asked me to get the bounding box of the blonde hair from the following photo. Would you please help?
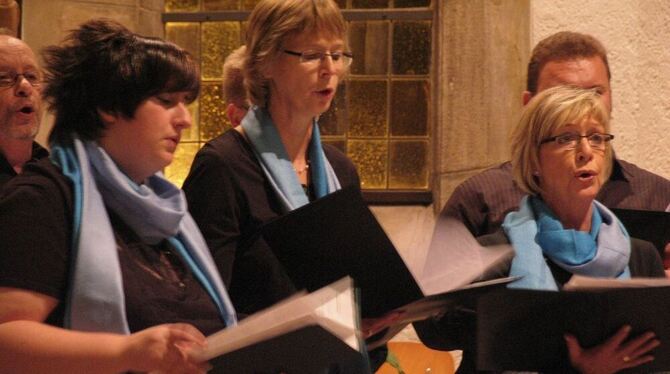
[222,45,249,108]
[510,85,612,195]
[244,0,347,107]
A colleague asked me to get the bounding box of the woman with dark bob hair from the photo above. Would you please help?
[0,19,236,373]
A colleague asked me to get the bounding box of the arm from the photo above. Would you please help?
[0,288,208,374]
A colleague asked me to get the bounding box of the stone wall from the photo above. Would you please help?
[532,0,670,180]
[22,0,164,146]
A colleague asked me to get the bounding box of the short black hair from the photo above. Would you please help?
[42,18,200,144]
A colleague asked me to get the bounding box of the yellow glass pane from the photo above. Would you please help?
[348,140,387,189]
[182,100,200,142]
[165,23,200,64]
[392,21,431,75]
[202,22,242,79]
[390,80,428,136]
[389,140,428,189]
[319,83,347,136]
[348,80,387,137]
[165,0,199,12]
[242,0,262,9]
[200,82,231,141]
[349,21,388,75]
[352,0,389,8]
[394,0,431,7]
[165,142,201,188]
[322,139,347,154]
[203,0,239,10]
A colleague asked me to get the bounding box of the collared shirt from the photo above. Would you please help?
[0,142,49,189]
[443,157,670,237]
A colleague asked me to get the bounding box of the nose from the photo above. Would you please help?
[15,76,35,97]
[319,55,337,76]
[575,137,594,163]
[174,102,192,130]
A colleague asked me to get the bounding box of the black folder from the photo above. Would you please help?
[611,208,670,256]
[260,186,514,327]
[477,287,670,372]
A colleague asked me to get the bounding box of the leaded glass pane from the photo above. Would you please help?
[203,0,238,10]
[202,22,241,79]
[165,23,200,63]
[349,21,388,75]
[348,140,387,189]
[348,80,387,137]
[390,80,428,136]
[389,140,428,189]
[165,0,199,12]
[352,0,389,8]
[319,83,347,136]
[392,21,431,75]
[322,139,347,154]
[165,142,201,188]
[200,81,230,141]
[394,0,431,7]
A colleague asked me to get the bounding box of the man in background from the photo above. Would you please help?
[0,34,47,188]
[444,31,670,238]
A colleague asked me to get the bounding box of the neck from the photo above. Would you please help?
[542,195,593,232]
[0,136,33,174]
[267,100,313,163]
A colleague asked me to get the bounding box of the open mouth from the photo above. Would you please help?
[18,105,34,114]
[575,170,596,181]
[315,88,334,97]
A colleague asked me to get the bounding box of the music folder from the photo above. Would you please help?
[611,208,670,255]
[477,276,670,372]
[260,186,515,346]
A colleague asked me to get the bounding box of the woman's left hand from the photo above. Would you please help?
[564,325,659,374]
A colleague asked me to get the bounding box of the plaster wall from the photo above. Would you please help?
[532,0,670,180]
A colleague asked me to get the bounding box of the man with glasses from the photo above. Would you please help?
[443,31,670,238]
[0,34,47,188]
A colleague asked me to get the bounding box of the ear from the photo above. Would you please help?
[522,91,532,106]
[226,103,248,127]
[97,108,118,125]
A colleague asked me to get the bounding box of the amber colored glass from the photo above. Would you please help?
[348,80,387,137]
[319,83,348,136]
[203,0,238,10]
[392,21,431,75]
[394,0,431,7]
[352,0,389,8]
[242,0,262,9]
[199,82,231,141]
[390,80,428,136]
[348,139,388,189]
[389,140,428,189]
[165,142,201,187]
[165,0,199,12]
[201,22,242,79]
[322,139,347,154]
[165,23,200,63]
[349,21,389,75]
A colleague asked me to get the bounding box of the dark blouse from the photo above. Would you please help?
[0,158,225,335]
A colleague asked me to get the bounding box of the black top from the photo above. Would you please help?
[443,158,670,237]
[0,141,49,189]
[0,158,225,335]
[183,129,361,316]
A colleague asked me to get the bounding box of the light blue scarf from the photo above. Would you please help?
[241,106,341,211]
[51,138,237,334]
[503,195,631,290]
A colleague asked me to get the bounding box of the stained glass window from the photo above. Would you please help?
[163,1,432,202]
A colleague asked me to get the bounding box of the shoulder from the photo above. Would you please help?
[617,158,670,185]
[629,237,665,278]
[1,158,71,200]
[323,144,360,186]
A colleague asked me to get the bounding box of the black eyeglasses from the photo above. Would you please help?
[0,71,41,88]
[540,132,614,149]
[283,49,353,68]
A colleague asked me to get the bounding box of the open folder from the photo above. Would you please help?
[190,277,370,373]
[611,208,670,255]
[477,276,670,372]
[260,186,516,347]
